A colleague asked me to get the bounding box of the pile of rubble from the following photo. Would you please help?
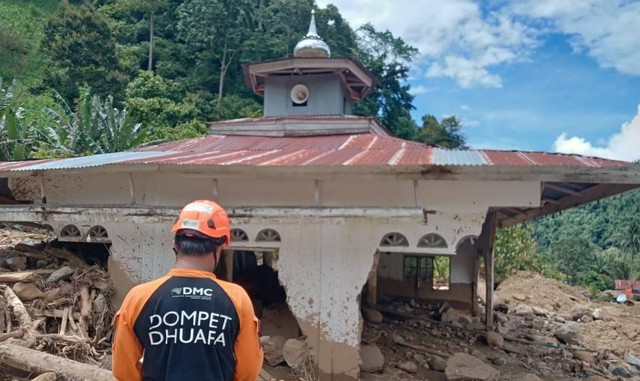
[0,228,114,380]
[357,273,640,380]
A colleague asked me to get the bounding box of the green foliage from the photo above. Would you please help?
[413,115,467,148]
[0,0,58,87]
[353,23,418,139]
[40,89,150,157]
[0,78,28,160]
[41,3,124,102]
[533,190,640,252]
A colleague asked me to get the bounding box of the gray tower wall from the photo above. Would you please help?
[264,74,352,117]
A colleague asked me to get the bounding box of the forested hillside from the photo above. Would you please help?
[0,0,465,161]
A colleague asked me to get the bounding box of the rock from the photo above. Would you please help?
[513,294,527,301]
[471,350,487,362]
[441,308,462,324]
[428,355,447,372]
[12,282,43,302]
[397,361,417,373]
[592,308,609,321]
[584,376,608,381]
[554,322,582,345]
[524,334,559,346]
[5,257,27,271]
[573,351,596,364]
[489,356,506,366]
[92,293,108,313]
[413,353,426,364]
[609,364,634,378]
[445,353,500,381]
[570,306,591,321]
[531,318,546,330]
[46,266,75,284]
[579,314,594,323]
[493,302,509,313]
[485,331,504,348]
[360,345,385,372]
[625,352,640,368]
[518,374,543,381]
[260,336,286,366]
[43,288,61,303]
[362,308,383,323]
[532,306,548,316]
[282,338,309,370]
[554,315,566,323]
[36,259,50,268]
[513,304,534,316]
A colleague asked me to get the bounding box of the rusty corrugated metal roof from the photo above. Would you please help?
[0,133,632,173]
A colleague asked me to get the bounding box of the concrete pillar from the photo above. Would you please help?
[263,251,274,268]
[277,221,380,381]
[472,253,479,316]
[223,250,234,282]
[482,213,497,330]
[366,251,379,306]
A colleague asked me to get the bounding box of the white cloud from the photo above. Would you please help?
[409,85,436,95]
[553,105,640,161]
[508,0,640,76]
[316,0,640,87]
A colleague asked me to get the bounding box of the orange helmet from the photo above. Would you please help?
[171,200,231,244]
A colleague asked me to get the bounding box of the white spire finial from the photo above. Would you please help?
[308,9,318,37]
[293,8,331,58]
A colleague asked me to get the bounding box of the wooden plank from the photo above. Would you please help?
[544,183,581,196]
[0,270,56,283]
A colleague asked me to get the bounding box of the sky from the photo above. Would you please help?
[316,0,640,161]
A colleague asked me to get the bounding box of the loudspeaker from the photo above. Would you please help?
[290,84,309,104]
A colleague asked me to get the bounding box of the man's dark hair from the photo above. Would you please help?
[175,232,225,256]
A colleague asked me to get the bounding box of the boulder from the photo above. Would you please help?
[485,331,504,348]
[397,361,417,373]
[362,308,383,323]
[554,315,566,323]
[554,322,582,345]
[579,314,594,323]
[531,318,546,330]
[532,306,548,316]
[573,351,596,364]
[5,257,27,271]
[428,355,447,372]
[513,304,534,316]
[445,353,500,381]
[570,306,591,321]
[260,336,286,366]
[12,282,44,302]
[592,308,609,321]
[360,345,385,372]
[282,338,309,370]
[46,266,75,284]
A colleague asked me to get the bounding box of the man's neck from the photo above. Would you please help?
[175,254,216,273]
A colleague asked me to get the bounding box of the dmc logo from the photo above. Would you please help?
[171,288,182,296]
[182,287,213,297]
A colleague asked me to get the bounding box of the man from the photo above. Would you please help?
[112,200,263,381]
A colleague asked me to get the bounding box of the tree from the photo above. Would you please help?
[494,224,541,282]
[353,23,418,139]
[413,115,467,148]
[547,238,602,286]
[40,89,150,157]
[0,78,28,160]
[177,0,254,103]
[41,3,124,102]
[616,219,640,258]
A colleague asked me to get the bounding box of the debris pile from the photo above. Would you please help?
[0,229,114,380]
[358,272,640,380]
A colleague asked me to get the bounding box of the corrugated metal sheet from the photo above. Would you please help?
[433,148,486,166]
[0,133,633,173]
[10,151,174,171]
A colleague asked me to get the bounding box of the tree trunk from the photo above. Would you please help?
[147,0,155,71]
[0,343,113,381]
[258,0,264,30]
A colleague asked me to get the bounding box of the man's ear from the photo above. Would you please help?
[173,242,179,256]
